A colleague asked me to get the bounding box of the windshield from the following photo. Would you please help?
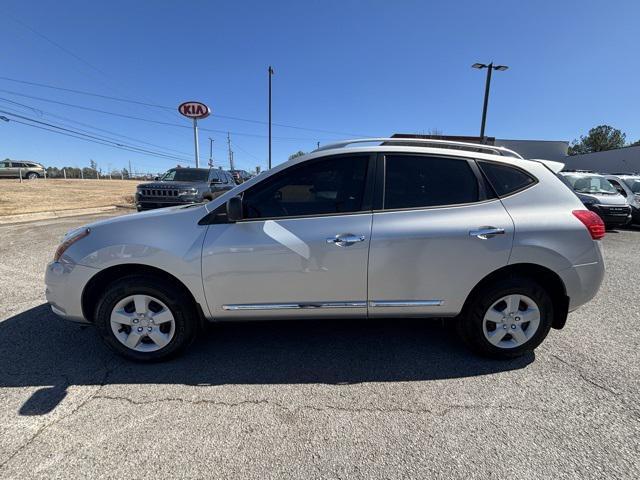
[160,168,208,182]
[562,174,618,195]
[621,177,640,194]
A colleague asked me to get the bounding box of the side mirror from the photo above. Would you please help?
[226,196,243,222]
[154,176,160,181]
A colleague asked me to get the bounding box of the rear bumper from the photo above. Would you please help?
[558,243,605,312]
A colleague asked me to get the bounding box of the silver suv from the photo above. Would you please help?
[45,138,605,361]
[0,160,45,179]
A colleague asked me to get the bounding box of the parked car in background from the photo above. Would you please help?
[605,174,640,225]
[46,138,605,362]
[0,160,45,179]
[229,169,253,184]
[135,167,236,211]
[558,171,631,228]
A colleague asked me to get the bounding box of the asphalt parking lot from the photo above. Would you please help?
[0,212,638,479]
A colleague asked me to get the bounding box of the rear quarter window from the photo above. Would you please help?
[478,161,536,197]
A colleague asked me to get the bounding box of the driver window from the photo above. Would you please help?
[242,155,369,219]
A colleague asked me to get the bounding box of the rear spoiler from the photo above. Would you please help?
[533,159,565,174]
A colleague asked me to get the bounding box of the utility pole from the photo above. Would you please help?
[227,132,235,171]
[268,65,274,169]
[317,141,320,150]
[208,137,214,168]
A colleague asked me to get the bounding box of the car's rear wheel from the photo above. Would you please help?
[27,172,39,180]
[94,275,197,361]
[457,277,553,359]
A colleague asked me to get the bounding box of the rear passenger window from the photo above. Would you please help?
[384,155,479,209]
[479,161,535,196]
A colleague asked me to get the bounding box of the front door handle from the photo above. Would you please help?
[326,234,366,247]
[469,227,505,239]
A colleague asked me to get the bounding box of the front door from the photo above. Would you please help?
[367,153,514,318]
[202,153,374,320]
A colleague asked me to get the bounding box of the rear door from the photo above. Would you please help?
[367,153,514,318]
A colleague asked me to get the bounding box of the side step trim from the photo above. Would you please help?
[369,300,443,307]
[222,301,367,311]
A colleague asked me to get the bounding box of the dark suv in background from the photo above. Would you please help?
[135,167,236,211]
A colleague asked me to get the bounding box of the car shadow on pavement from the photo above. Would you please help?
[1,304,534,415]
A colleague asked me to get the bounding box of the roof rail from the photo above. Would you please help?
[315,137,524,159]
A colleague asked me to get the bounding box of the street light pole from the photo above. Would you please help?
[472,62,509,140]
[268,66,274,169]
[479,63,493,139]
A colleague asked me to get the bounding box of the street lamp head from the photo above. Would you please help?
[472,63,487,69]
[0,116,9,122]
[494,65,509,71]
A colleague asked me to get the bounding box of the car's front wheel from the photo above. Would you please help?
[27,172,39,180]
[94,275,198,361]
[457,277,553,359]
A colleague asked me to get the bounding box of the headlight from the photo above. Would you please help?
[178,188,198,196]
[54,228,91,262]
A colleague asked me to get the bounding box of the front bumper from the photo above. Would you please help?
[45,261,99,323]
[587,204,631,227]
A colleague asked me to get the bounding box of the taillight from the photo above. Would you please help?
[572,210,605,240]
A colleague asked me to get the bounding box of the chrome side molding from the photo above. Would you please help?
[368,300,443,307]
[222,301,367,311]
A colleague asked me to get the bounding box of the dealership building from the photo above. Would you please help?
[392,134,640,174]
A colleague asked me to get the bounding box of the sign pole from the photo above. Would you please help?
[193,118,200,168]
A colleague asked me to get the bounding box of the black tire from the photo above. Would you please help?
[456,276,553,359]
[202,193,213,202]
[94,275,198,362]
[27,172,39,180]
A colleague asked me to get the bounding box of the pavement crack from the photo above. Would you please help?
[89,394,551,417]
[549,353,620,397]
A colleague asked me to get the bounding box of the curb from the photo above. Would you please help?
[0,205,130,225]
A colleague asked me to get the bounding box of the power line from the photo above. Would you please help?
[6,118,182,167]
[0,97,193,157]
[0,76,369,137]
[0,110,192,163]
[0,88,332,141]
[4,14,191,127]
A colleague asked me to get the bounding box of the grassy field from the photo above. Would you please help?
[0,179,136,215]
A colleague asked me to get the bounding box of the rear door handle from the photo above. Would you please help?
[469,227,505,239]
[326,234,366,247]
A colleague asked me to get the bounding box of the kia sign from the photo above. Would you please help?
[178,101,211,119]
[178,101,210,168]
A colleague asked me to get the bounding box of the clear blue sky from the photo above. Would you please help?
[1,0,638,173]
